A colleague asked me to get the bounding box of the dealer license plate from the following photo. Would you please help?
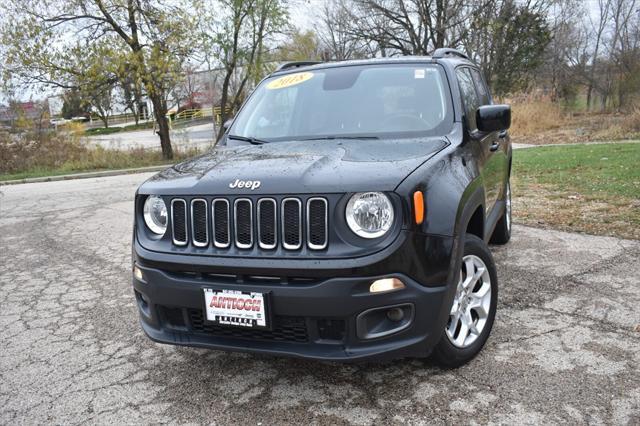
[203,289,268,328]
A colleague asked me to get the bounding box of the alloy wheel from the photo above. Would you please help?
[445,254,492,348]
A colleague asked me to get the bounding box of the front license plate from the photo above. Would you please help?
[203,289,268,328]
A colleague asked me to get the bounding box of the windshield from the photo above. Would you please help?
[229,64,452,141]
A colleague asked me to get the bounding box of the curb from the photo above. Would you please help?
[512,139,640,149]
[0,165,168,186]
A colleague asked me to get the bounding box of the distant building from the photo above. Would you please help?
[0,101,49,126]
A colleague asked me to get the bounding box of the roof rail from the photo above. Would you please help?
[274,61,323,72]
[432,48,469,60]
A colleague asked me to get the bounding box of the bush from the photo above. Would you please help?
[0,125,201,179]
[0,129,87,174]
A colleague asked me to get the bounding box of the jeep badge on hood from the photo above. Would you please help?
[229,179,261,190]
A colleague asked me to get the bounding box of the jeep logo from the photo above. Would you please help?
[229,179,261,190]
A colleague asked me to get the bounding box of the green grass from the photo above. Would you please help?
[514,142,640,198]
[512,141,640,239]
[84,127,122,135]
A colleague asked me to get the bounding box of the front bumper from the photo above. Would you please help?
[133,231,460,361]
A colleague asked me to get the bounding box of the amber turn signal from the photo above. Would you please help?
[413,191,425,224]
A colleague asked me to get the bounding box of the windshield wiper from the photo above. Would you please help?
[300,136,379,141]
[227,134,269,145]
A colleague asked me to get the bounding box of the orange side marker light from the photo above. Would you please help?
[413,191,425,224]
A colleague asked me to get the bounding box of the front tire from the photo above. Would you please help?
[490,180,511,245]
[431,234,498,368]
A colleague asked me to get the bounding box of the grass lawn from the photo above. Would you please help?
[512,142,640,240]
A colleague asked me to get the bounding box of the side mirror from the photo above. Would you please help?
[222,119,233,133]
[476,104,511,133]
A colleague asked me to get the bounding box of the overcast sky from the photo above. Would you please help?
[2,0,610,104]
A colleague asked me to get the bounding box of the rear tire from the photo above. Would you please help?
[490,180,511,245]
[431,234,498,368]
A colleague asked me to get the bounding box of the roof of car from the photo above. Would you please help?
[271,52,475,76]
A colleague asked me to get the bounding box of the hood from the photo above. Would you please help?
[139,138,449,195]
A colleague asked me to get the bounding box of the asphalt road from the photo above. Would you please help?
[1,173,639,424]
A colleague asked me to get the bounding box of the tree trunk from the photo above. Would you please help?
[217,68,233,141]
[151,95,173,160]
[133,105,140,125]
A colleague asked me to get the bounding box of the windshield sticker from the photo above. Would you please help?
[266,72,314,89]
[414,69,425,79]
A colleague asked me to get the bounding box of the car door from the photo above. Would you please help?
[470,68,508,215]
[455,67,502,217]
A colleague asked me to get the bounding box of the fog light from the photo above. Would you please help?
[133,265,144,281]
[369,278,405,293]
[386,307,405,322]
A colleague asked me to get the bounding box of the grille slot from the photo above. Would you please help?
[171,199,188,245]
[234,198,253,249]
[188,309,308,342]
[307,198,328,250]
[191,199,209,247]
[257,198,277,249]
[212,199,230,248]
[282,198,302,250]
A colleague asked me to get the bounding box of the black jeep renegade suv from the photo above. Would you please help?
[132,48,512,367]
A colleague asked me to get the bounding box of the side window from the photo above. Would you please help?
[470,68,490,105]
[456,68,480,130]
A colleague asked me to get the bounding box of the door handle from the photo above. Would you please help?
[490,140,500,152]
[498,130,508,139]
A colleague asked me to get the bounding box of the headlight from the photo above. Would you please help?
[143,195,168,235]
[345,192,394,238]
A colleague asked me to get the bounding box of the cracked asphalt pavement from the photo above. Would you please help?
[1,173,639,424]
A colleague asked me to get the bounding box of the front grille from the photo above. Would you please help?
[257,199,277,249]
[188,309,308,342]
[282,198,302,249]
[171,199,187,245]
[234,199,253,249]
[191,199,208,246]
[212,199,230,248]
[170,196,328,252]
[307,198,328,250]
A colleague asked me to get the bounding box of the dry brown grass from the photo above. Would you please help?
[506,95,640,145]
[507,94,568,138]
[0,126,200,180]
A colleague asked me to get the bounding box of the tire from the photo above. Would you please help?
[431,234,498,368]
[490,180,512,245]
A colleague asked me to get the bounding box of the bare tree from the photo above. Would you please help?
[343,0,481,55]
[316,0,368,60]
[608,0,640,109]
[195,0,288,140]
[587,0,613,109]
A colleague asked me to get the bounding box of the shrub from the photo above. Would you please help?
[0,125,201,178]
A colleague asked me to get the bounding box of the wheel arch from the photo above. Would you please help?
[454,180,486,241]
